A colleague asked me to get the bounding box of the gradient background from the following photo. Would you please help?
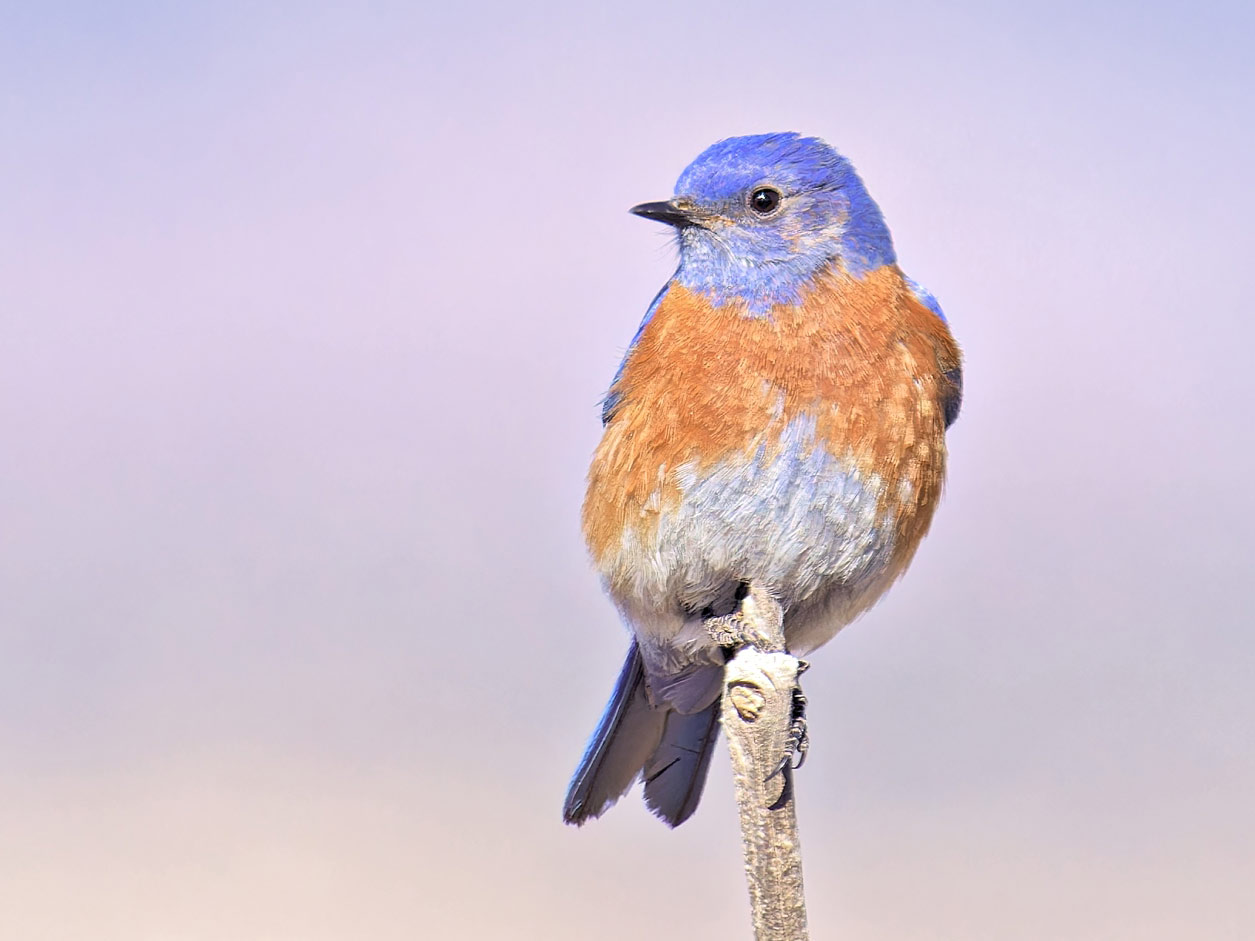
[3,2,1253,938]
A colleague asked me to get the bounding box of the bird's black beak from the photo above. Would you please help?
[629,199,697,228]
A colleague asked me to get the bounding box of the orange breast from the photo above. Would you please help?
[583,264,960,590]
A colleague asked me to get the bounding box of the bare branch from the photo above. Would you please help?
[715,584,809,941]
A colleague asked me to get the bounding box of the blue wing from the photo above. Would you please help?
[905,276,946,322]
[905,277,962,428]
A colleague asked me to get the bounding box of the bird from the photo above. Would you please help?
[563,133,962,828]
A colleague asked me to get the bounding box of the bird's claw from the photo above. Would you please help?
[767,683,809,780]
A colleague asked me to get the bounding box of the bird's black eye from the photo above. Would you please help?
[749,187,781,215]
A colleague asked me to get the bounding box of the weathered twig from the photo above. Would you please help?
[714,584,809,941]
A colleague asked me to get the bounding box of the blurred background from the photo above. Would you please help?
[2,1,1252,938]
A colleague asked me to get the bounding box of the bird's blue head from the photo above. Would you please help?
[632,133,896,315]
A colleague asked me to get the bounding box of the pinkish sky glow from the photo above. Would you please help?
[1,1,1253,937]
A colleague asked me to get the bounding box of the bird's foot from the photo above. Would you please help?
[702,583,808,780]
[769,679,810,780]
[704,583,780,654]
[705,611,776,654]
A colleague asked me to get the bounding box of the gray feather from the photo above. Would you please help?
[642,703,721,827]
[563,643,665,826]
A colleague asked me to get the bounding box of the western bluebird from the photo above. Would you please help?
[563,133,962,827]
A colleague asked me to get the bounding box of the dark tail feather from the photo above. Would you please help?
[642,702,721,827]
[563,641,666,826]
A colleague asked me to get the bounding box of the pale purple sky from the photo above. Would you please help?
[2,1,1253,938]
